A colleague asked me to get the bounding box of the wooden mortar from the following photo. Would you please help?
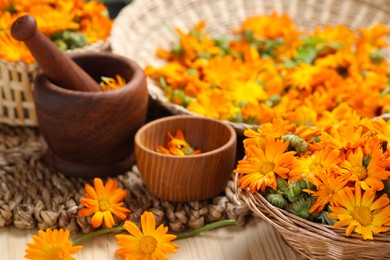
[34,52,148,177]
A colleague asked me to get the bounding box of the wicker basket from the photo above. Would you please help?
[0,40,109,127]
[111,0,390,134]
[235,174,390,260]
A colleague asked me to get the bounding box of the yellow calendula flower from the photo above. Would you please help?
[25,229,82,260]
[78,178,130,228]
[0,32,34,63]
[284,64,319,92]
[202,55,243,88]
[115,211,179,260]
[186,88,236,120]
[329,184,390,240]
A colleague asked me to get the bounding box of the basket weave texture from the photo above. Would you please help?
[236,176,390,260]
[111,0,390,134]
[0,40,109,127]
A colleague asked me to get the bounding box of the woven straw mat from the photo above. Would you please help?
[0,124,249,233]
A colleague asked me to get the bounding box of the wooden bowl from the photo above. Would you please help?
[34,52,148,178]
[134,115,237,202]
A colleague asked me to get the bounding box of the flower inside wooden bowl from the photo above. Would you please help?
[134,115,237,202]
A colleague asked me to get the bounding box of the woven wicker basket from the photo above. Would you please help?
[111,0,390,134]
[0,40,109,127]
[235,174,390,260]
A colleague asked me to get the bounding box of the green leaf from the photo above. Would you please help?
[159,77,168,91]
[370,49,384,63]
[169,89,196,107]
[196,52,212,59]
[244,29,254,42]
[171,43,183,55]
[296,46,318,64]
[381,86,390,98]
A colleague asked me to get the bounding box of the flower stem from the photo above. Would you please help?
[73,226,124,246]
[72,219,237,246]
[174,219,237,241]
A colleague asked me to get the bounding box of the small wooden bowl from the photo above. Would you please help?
[134,115,237,201]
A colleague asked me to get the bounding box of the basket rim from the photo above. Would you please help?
[234,173,390,245]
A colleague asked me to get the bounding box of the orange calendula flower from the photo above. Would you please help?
[115,211,179,260]
[78,178,130,228]
[304,171,351,213]
[146,13,390,125]
[156,129,201,156]
[341,146,390,191]
[25,229,82,260]
[234,138,296,192]
[328,185,390,240]
[175,20,221,64]
[240,12,295,39]
[319,123,369,150]
[0,0,14,11]
[363,117,390,151]
[289,147,343,182]
[242,118,294,148]
[357,24,389,49]
[100,74,126,91]
[0,0,112,63]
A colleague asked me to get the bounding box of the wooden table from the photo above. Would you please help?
[0,216,298,259]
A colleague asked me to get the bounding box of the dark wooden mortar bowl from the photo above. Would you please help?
[34,52,148,178]
[135,115,237,202]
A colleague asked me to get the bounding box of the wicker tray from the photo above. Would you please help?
[235,174,390,260]
[111,0,390,134]
[0,40,109,127]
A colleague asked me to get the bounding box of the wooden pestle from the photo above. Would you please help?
[11,15,101,92]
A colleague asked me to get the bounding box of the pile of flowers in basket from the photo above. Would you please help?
[145,12,390,126]
[234,117,390,240]
[146,12,390,240]
[0,0,112,63]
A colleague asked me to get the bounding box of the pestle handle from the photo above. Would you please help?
[11,15,101,92]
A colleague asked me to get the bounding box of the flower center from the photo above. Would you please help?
[140,236,157,255]
[351,166,367,181]
[98,200,110,211]
[351,206,373,226]
[45,246,65,259]
[309,163,323,174]
[259,162,275,175]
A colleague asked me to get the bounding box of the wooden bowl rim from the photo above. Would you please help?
[34,52,144,97]
[135,115,237,158]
